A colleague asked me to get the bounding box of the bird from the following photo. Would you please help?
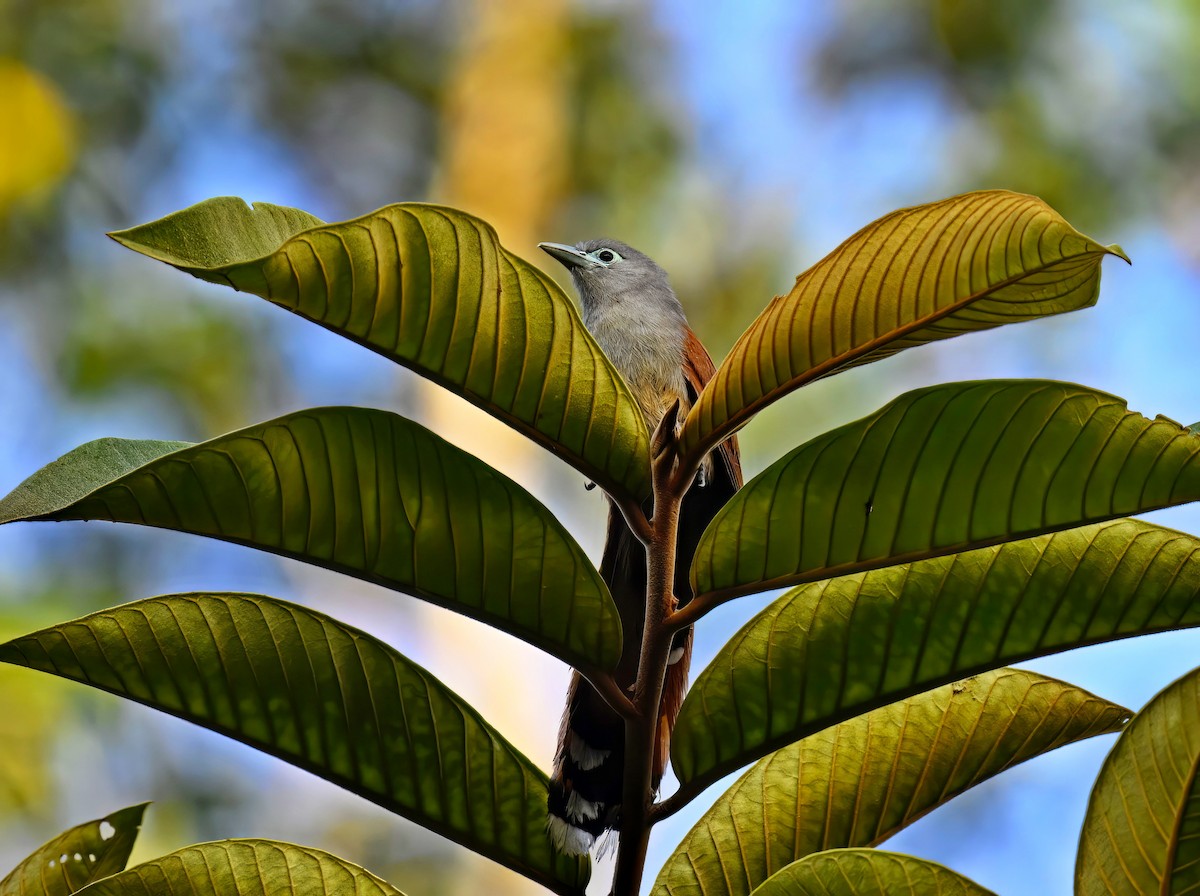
[538,238,742,855]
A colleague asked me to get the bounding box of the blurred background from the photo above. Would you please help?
[2,1,1199,893]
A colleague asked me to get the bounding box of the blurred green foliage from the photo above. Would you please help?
[815,0,1200,238]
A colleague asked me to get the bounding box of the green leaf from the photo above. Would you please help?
[748,849,996,896]
[679,190,1126,465]
[1076,664,1200,895]
[693,380,1200,604]
[0,407,618,671]
[674,519,1200,792]
[74,839,404,895]
[0,594,588,895]
[652,669,1127,896]
[109,198,652,502]
[0,803,147,896]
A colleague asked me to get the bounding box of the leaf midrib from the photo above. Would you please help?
[41,513,610,672]
[695,507,1138,607]
[245,256,651,503]
[674,622,1142,802]
[1162,724,1200,895]
[0,638,583,896]
[684,244,1110,464]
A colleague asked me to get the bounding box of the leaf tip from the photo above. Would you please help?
[105,800,152,833]
[1106,243,1132,265]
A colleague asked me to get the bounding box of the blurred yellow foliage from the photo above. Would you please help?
[437,0,569,251]
[0,671,61,812]
[0,59,76,212]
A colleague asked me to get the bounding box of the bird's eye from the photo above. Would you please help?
[595,249,619,264]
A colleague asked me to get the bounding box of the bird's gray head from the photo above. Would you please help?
[539,237,689,427]
[538,238,680,319]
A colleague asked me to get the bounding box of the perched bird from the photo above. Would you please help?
[538,239,742,855]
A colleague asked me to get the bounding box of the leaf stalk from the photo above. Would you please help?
[610,411,686,896]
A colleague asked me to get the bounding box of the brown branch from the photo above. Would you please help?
[610,410,685,896]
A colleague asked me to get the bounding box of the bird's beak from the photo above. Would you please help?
[539,242,598,270]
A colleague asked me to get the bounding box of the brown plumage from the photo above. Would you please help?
[539,236,741,855]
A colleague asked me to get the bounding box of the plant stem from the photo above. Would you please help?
[614,492,654,546]
[580,668,638,719]
[664,593,711,631]
[648,784,693,824]
[610,425,683,896]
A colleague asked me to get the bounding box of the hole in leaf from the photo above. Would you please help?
[99,820,116,840]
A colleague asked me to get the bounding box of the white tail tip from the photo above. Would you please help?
[546,813,595,856]
[566,790,602,822]
[567,730,612,771]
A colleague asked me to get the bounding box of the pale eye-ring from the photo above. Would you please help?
[595,249,619,264]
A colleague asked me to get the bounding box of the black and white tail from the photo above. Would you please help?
[546,331,742,854]
[546,622,692,854]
